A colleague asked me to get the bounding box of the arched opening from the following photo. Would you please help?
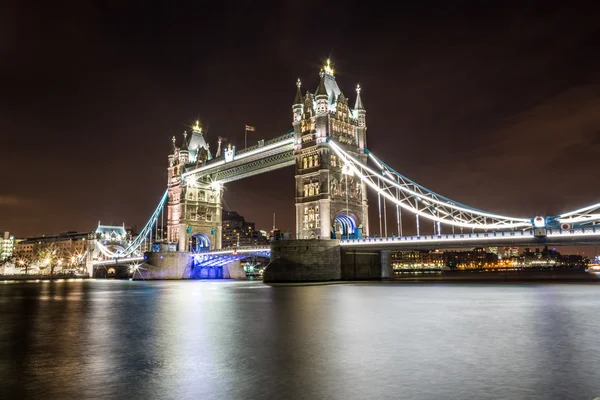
[332,213,359,240]
[189,233,211,253]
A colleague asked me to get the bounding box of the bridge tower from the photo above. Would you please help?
[167,122,223,252]
[293,60,369,240]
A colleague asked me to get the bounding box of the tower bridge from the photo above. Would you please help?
[88,58,600,280]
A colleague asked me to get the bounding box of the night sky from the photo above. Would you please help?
[2,1,600,242]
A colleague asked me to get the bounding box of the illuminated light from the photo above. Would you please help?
[192,120,202,133]
[181,135,294,178]
[211,181,222,191]
[533,216,546,228]
[330,140,532,229]
[342,163,354,176]
[323,58,334,76]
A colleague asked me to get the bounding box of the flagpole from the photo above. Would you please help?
[245,127,247,149]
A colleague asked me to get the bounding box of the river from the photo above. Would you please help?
[1,280,599,400]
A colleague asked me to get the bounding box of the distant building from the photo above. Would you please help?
[14,231,89,265]
[269,229,293,241]
[503,247,519,259]
[0,231,14,261]
[391,250,446,270]
[221,211,269,248]
[446,247,498,270]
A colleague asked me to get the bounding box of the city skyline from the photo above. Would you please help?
[2,2,600,237]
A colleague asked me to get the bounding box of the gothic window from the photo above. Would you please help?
[199,191,205,201]
[303,184,309,197]
[303,208,309,230]
[206,214,212,222]
[313,154,319,167]
[331,155,337,167]
[314,182,320,195]
[303,157,308,169]
[308,156,313,168]
[309,184,314,196]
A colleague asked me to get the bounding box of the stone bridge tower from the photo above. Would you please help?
[293,60,369,240]
[167,122,223,252]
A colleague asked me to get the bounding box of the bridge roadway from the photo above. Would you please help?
[340,226,600,250]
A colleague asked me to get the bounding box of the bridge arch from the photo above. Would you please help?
[332,212,359,239]
[189,233,211,253]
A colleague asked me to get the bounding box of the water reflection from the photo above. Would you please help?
[0,281,599,400]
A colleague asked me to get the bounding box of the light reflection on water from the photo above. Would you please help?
[1,280,600,400]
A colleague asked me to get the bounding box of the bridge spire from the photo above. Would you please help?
[354,84,364,110]
[316,71,327,97]
[294,78,303,105]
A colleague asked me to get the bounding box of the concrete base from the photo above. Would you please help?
[223,260,246,279]
[136,252,193,280]
[264,239,392,283]
[264,239,341,282]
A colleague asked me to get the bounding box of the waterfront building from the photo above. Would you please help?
[446,247,498,270]
[14,231,89,267]
[0,231,14,261]
[221,210,269,248]
[391,250,446,270]
[503,247,519,259]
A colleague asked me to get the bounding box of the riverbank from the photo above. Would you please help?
[391,268,600,283]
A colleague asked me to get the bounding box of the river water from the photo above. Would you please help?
[1,280,599,400]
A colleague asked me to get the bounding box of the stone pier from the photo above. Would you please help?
[136,252,193,280]
[263,239,392,283]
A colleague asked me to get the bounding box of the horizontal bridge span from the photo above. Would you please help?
[214,150,294,183]
[182,133,294,181]
[341,227,600,249]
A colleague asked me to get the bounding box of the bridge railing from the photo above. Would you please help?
[341,226,600,245]
[341,230,536,244]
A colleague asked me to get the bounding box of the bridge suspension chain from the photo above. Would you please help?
[556,203,600,226]
[328,140,533,231]
[95,190,168,259]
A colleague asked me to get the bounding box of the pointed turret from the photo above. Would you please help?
[294,78,303,105]
[354,84,364,110]
[216,137,222,158]
[316,71,328,97]
[315,71,328,115]
[293,78,304,125]
[355,84,367,152]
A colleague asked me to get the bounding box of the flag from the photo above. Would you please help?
[245,125,256,131]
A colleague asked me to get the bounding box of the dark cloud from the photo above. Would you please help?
[1,1,600,240]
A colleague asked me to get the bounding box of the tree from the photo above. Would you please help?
[35,242,59,276]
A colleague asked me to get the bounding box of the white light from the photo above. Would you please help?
[211,181,222,191]
[181,136,294,179]
[330,140,532,230]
